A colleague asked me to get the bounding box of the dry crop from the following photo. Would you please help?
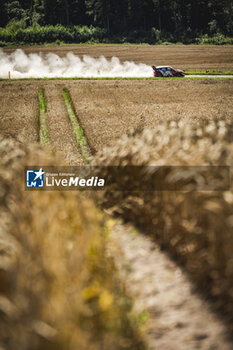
[0,137,146,350]
[93,118,233,329]
[69,79,233,152]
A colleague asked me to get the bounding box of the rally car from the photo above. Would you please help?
[152,66,185,77]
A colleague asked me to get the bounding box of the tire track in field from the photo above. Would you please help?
[45,85,83,165]
[38,88,50,146]
[62,88,92,163]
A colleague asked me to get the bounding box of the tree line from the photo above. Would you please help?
[0,0,232,43]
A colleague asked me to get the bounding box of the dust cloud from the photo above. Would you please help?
[0,49,152,78]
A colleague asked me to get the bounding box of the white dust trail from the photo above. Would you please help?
[0,49,152,78]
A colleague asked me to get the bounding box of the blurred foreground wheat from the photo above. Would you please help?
[94,119,233,326]
[0,137,146,350]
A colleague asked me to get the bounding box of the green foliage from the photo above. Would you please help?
[0,25,106,44]
[5,0,26,21]
[0,0,232,43]
[195,34,233,45]
[1,23,232,45]
[6,18,27,32]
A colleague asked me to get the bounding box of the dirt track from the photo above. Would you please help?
[3,44,233,71]
[110,223,233,350]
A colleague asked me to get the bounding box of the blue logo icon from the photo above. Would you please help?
[26,169,45,188]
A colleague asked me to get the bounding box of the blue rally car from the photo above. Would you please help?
[152,65,185,77]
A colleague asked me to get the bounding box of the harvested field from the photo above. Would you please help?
[1,80,232,153]
[0,81,85,164]
[69,79,233,152]
[0,82,38,142]
[3,44,233,71]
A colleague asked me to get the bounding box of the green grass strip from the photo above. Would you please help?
[38,88,50,146]
[185,70,233,75]
[62,88,92,163]
[1,76,233,82]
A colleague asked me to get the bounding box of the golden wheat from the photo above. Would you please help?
[94,118,233,326]
[0,137,146,350]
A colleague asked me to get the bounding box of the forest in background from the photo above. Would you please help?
[0,0,232,45]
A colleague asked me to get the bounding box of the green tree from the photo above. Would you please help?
[0,0,9,27]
